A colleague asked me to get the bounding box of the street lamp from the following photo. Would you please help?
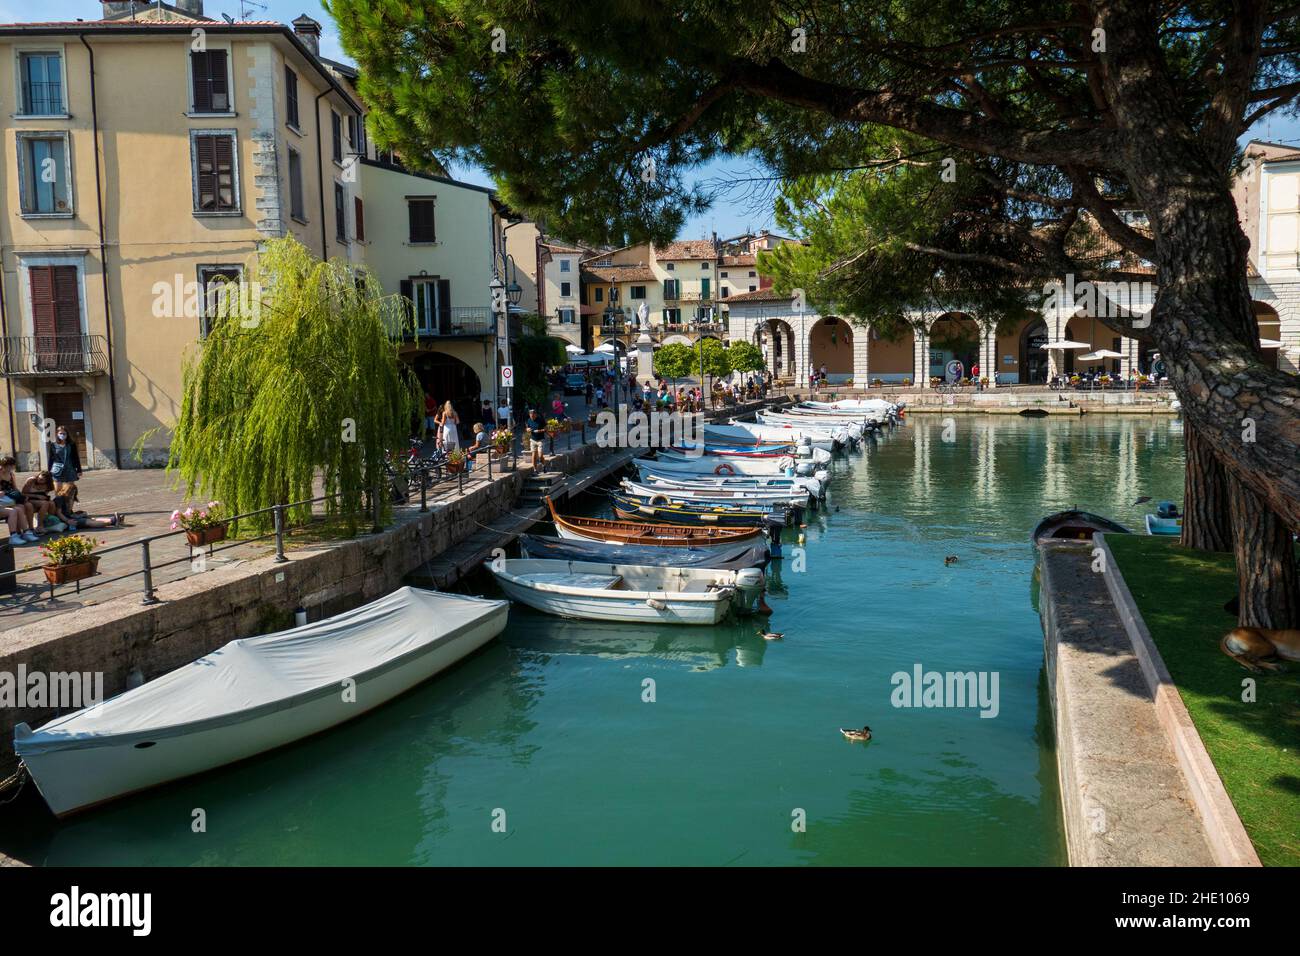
[603,302,622,410]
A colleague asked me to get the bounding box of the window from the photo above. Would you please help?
[334,184,347,242]
[720,271,728,278]
[198,266,243,337]
[663,308,681,324]
[287,146,305,220]
[27,264,82,370]
[347,114,357,150]
[191,131,238,213]
[285,67,300,129]
[594,288,604,302]
[560,281,572,297]
[19,52,63,115]
[663,278,680,299]
[331,111,343,164]
[17,133,72,215]
[700,278,710,299]
[748,285,756,292]
[354,197,365,242]
[560,259,571,272]
[190,49,230,113]
[665,263,675,271]
[748,271,756,277]
[558,308,576,324]
[400,277,451,334]
[721,288,730,298]
[701,262,710,270]
[408,199,436,242]
[630,286,646,299]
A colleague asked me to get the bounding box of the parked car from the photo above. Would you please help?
[564,373,587,396]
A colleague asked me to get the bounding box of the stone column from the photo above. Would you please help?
[635,333,655,387]
[793,313,811,390]
[1118,335,1138,378]
[978,321,998,387]
[913,323,929,387]
[852,320,869,389]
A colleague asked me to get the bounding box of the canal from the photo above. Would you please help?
[0,414,1187,865]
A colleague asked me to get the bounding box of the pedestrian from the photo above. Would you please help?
[47,424,82,484]
[439,400,460,452]
[526,408,547,468]
[481,399,495,432]
[497,398,512,431]
[423,393,438,440]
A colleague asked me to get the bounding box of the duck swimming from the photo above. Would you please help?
[944,555,958,566]
[759,630,783,641]
[840,726,872,741]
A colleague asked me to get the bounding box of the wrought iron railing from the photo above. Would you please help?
[0,335,110,377]
[21,81,63,115]
[389,306,495,339]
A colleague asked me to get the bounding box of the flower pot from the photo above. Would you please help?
[43,556,99,585]
[447,460,466,474]
[186,524,228,548]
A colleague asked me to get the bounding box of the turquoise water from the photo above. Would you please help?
[0,415,1186,865]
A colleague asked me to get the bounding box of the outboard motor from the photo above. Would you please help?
[733,567,767,614]
[1156,500,1181,519]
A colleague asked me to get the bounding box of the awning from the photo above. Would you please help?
[1078,349,1124,360]
[1040,340,1091,350]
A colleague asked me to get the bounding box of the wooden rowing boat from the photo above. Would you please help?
[545,497,765,547]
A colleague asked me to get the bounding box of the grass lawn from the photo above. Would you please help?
[1107,534,1300,866]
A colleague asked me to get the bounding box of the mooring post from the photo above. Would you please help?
[140,539,159,604]
[420,466,428,512]
[273,504,287,562]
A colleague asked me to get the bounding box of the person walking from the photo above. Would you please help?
[423,393,438,440]
[47,425,82,484]
[438,400,460,452]
[526,408,547,468]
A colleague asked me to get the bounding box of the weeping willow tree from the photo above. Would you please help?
[169,236,419,534]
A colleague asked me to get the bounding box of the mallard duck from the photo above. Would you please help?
[944,555,958,566]
[840,726,872,741]
[759,630,783,641]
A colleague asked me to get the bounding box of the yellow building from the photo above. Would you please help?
[0,2,364,468]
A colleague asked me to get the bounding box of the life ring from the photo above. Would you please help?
[714,463,736,476]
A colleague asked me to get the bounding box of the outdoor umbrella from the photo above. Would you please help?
[594,342,617,353]
[564,344,584,354]
[1259,338,1285,349]
[1040,340,1091,350]
[1078,349,1124,361]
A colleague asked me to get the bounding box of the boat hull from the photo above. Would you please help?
[494,576,731,625]
[1145,514,1182,536]
[1032,510,1132,543]
[18,598,509,817]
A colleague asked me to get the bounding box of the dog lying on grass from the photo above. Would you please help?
[1220,627,1300,672]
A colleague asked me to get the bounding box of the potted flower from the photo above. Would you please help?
[41,534,103,585]
[558,418,571,433]
[171,501,229,547]
[587,410,598,426]
[930,376,942,388]
[492,429,513,457]
[979,376,989,387]
[446,448,468,474]
[902,377,912,386]
[871,378,883,388]
[545,417,561,438]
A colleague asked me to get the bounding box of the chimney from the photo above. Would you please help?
[99,1,146,18]
[292,14,322,56]
[174,0,204,15]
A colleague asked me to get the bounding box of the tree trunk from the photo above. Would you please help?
[1228,473,1300,629]
[1180,424,1232,551]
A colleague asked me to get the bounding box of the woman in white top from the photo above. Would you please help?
[439,400,460,451]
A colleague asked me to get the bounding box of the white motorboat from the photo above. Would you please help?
[756,412,863,440]
[621,478,812,508]
[633,461,824,498]
[488,558,765,624]
[14,587,509,818]
[743,416,850,448]
[650,450,812,476]
[804,398,903,418]
[701,425,832,462]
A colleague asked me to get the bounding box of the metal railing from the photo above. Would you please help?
[0,335,110,377]
[21,81,63,115]
[390,306,495,339]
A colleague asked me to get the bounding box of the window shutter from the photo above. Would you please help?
[192,52,211,112]
[437,279,452,332]
[52,266,79,338]
[354,197,365,241]
[209,51,229,110]
[214,135,235,210]
[399,279,414,328]
[29,266,56,338]
[196,135,215,209]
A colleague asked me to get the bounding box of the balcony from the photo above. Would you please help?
[389,306,495,340]
[0,335,109,377]
[662,290,715,303]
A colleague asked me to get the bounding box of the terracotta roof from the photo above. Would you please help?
[582,264,656,283]
[724,288,790,303]
[719,254,756,267]
[656,240,717,261]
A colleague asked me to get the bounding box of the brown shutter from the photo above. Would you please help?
[29,266,56,338]
[214,135,234,210]
[354,197,365,241]
[192,53,211,112]
[437,279,451,333]
[209,51,229,110]
[196,135,215,209]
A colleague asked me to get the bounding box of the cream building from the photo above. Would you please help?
[0,2,365,467]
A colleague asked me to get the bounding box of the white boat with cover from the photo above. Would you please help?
[488,558,764,624]
[755,412,863,440]
[701,425,832,462]
[13,587,509,818]
[621,478,812,508]
[743,416,851,448]
[633,461,824,498]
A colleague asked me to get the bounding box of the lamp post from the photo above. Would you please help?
[490,268,524,432]
[603,301,622,410]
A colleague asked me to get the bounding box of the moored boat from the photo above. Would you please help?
[633,462,824,499]
[1144,501,1183,536]
[620,478,812,509]
[519,534,770,569]
[1032,509,1132,543]
[610,490,787,527]
[14,587,509,818]
[545,497,767,547]
[488,558,765,624]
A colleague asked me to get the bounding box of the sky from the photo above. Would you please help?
[9,0,1300,240]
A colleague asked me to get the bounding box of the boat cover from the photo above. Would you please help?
[15,587,507,756]
[520,534,768,569]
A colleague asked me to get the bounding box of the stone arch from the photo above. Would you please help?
[866,323,915,384]
[927,312,980,381]
[754,318,795,378]
[808,316,853,382]
[1253,301,1283,369]
[1019,319,1050,384]
[411,351,482,424]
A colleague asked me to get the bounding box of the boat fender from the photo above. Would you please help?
[646,598,668,610]
[714,463,736,476]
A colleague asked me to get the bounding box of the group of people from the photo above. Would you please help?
[422,393,518,472]
[0,425,123,548]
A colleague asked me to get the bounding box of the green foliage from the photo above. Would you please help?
[40,534,101,567]
[725,340,766,374]
[168,236,419,534]
[513,315,567,410]
[698,337,731,379]
[653,343,695,383]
